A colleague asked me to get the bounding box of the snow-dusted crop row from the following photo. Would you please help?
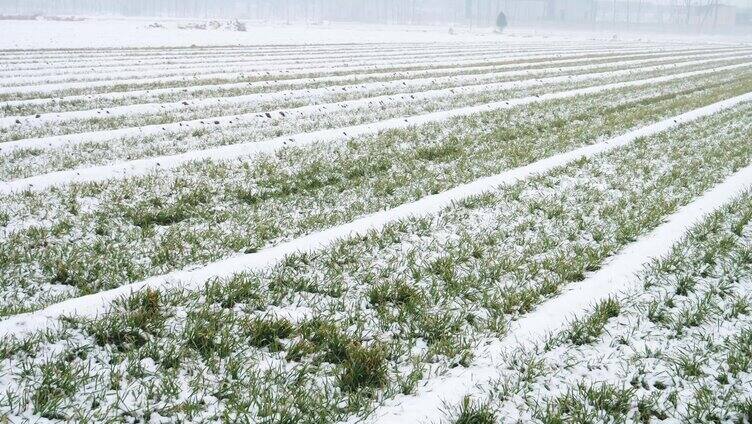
[0,40,682,68]
[6,52,749,147]
[0,49,656,112]
[5,48,748,128]
[0,72,748,317]
[2,43,664,88]
[4,47,540,87]
[0,41,579,64]
[0,44,573,79]
[1,47,732,117]
[2,57,749,188]
[441,190,752,424]
[0,99,749,422]
[4,43,738,86]
[0,44,699,100]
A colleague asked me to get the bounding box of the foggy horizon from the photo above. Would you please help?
[0,0,750,34]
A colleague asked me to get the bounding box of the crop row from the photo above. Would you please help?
[0,45,695,102]
[0,45,560,79]
[0,48,661,114]
[1,73,751,315]
[3,43,651,89]
[1,42,681,74]
[0,41,586,66]
[6,52,747,143]
[445,190,752,423]
[0,40,686,63]
[4,60,751,185]
[2,47,540,88]
[0,102,749,422]
[4,47,734,119]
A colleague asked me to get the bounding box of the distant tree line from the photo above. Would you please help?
[0,0,515,26]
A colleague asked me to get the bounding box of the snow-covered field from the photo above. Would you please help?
[1,19,751,423]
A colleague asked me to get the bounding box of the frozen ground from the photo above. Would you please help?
[0,18,751,423]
